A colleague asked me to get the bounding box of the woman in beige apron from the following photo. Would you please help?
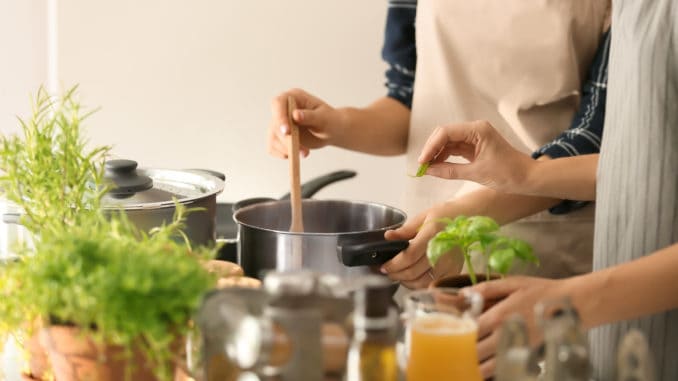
[393,0,609,282]
[268,1,609,288]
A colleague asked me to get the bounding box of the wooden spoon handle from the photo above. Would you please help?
[287,96,304,233]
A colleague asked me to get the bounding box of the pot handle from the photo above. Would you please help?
[280,170,357,200]
[2,213,21,225]
[232,170,357,213]
[231,197,277,213]
[338,240,409,267]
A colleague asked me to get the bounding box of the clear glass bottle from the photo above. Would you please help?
[495,315,538,381]
[346,277,399,381]
[617,329,655,381]
[538,298,590,381]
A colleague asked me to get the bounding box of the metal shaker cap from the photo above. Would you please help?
[350,275,397,332]
[263,270,317,296]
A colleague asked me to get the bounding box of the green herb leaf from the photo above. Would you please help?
[415,162,430,177]
[488,248,516,275]
[509,238,539,264]
[466,216,500,236]
[426,236,457,266]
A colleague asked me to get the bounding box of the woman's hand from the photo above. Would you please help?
[418,120,535,194]
[268,88,344,158]
[383,202,465,289]
[469,276,569,379]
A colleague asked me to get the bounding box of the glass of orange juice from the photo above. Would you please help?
[403,288,484,381]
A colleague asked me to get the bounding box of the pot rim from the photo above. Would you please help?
[233,199,407,236]
[102,168,224,210]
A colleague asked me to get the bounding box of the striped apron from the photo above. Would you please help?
[591,0,678,379]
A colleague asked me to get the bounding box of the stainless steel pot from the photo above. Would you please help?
[0,160,225,254]
[102,159,225,246]
[0,199,32,260]
[233,199,409,279]
[215,170,357,263]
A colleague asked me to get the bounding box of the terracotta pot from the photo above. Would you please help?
[430,273,499,288]
[20,373,44,381]
[39,325,187,381]
[24,332,51,380]
[431,274,503,311]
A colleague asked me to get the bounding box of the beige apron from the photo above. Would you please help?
[406,0,610,278]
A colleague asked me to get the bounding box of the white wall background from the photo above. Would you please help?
[56,0,406,207]
[0,0,47,136]
[0,2,47,379]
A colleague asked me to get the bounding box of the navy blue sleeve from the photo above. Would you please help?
[533,29,611,214]
[381,0,417,109]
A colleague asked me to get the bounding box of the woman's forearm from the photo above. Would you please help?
[333,97,410,156]
[516,154,598,201]
[565,242,678,329]
[449,187,561,226]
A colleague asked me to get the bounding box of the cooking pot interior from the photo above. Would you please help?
[234,200,406,234]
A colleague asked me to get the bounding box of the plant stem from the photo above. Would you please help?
[463,249,477,285]
[486,250,491,281]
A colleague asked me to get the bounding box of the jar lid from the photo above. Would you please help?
[101,160,224,210]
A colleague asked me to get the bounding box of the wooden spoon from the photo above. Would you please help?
[287,96,304,233]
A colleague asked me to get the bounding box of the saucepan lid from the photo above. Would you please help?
[101,159,224,210]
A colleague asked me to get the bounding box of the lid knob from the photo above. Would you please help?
[104,159,153,198]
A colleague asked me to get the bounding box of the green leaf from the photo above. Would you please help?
[488,248,516,275]
[510,238,539,264]
[415,162,430,177]
[478,232,498,248]
[466,216,500,235]
[427,235,458,266]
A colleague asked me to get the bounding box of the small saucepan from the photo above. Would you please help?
[234,199,410,279]
[215,170,359,263]
[1,159,226,251]
[100,159,225,246]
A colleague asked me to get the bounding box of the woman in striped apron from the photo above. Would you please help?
[417,0,678,378]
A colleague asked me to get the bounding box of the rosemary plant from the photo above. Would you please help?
[0,86,109,238]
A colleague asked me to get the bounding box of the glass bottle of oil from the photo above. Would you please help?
[346,276,399,381]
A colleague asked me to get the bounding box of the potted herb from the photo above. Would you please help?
[426,215,538,288]
[0,205,218,381]
[0,87,225,381]
[0,86,110,380]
